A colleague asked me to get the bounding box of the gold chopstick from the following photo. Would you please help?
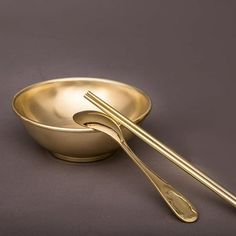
[84,91,236,208]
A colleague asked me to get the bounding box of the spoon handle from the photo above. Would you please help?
[121,141,198,223]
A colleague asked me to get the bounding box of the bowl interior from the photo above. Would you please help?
[13,78,151,129]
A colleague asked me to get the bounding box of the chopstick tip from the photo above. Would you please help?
[84,90,92,98]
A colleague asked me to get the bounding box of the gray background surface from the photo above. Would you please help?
[0,0,236,235]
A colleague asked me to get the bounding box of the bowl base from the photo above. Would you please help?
[53,152,114,163]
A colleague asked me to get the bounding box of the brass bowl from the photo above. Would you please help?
[12,78,151,162]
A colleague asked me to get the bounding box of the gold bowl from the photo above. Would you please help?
[12,78,151,162]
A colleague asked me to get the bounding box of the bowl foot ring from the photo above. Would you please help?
[52,152,114,163]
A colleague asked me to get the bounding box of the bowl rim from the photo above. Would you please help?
[12,77,152,132]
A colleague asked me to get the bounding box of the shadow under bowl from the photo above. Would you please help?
[12,77,152,162]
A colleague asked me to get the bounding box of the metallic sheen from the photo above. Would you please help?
[73,111,198,223]
[84,91,236,208]
[12,78,151,162]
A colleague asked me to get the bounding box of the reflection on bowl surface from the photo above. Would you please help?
[13,78,151,162]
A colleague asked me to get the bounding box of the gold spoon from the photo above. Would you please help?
[73,111,198,223]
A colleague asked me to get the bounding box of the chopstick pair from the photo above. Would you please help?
[84,91,236,208]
